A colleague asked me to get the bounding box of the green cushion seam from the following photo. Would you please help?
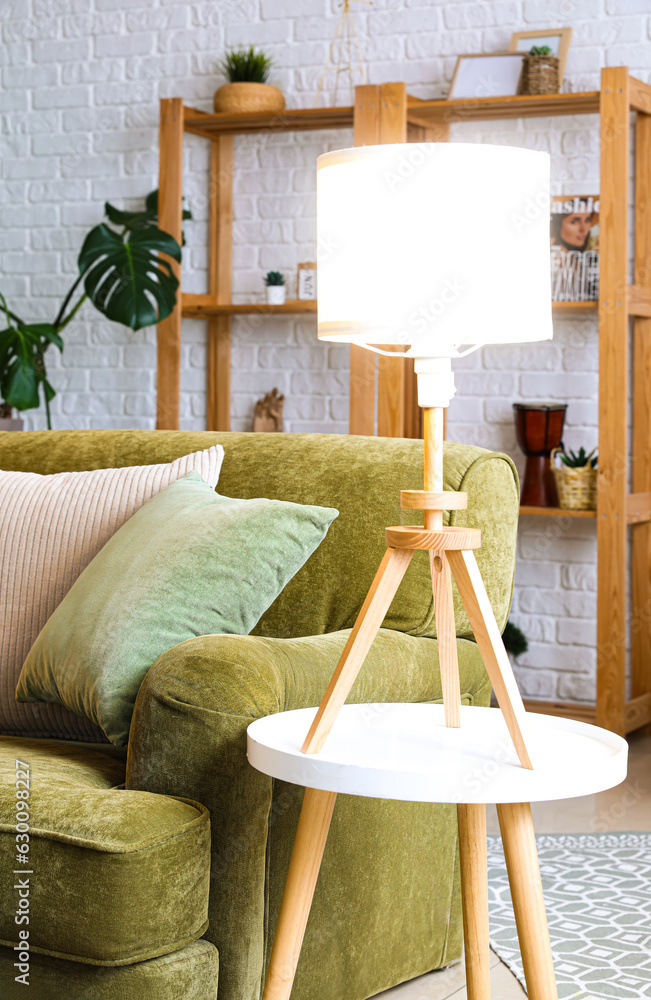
[0,919,210,968]
[0,797,209,853]
[149,944,218,974]
[438,820,460,968]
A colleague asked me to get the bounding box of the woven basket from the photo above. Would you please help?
[551,448,597,510]
[524,54,560,95]
[213,82,285,114]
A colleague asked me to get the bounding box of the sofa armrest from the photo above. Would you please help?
[125,629,489,1000]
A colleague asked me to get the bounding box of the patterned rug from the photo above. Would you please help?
[487,833,651,999]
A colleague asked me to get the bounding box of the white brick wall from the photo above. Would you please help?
[2,0,649,703]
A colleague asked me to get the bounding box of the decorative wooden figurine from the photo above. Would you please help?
[253,388,284,433]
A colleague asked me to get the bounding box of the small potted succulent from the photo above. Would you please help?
[264,271,286,306]
[524,44,560,95]
[551,447,598,511]
[214,46,285,114]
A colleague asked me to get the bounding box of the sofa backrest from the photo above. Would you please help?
[0,429,519,640]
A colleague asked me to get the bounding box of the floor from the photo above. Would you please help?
[379,730,651,999]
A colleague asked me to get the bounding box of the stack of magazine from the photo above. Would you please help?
[550,195,600,301]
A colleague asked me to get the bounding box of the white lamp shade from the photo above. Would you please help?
[317,143,552,356]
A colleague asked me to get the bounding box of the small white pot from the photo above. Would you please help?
[0,415,24,432]
[266,285,286,306]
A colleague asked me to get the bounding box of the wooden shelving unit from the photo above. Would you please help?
[157,68,651,736]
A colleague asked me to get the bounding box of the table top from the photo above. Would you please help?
[247,705,628,804]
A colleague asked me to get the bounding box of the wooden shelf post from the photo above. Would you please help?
[597,67,630,734]
[632,101,651,722]
[156,97,184,430]
[349,84,382,437]
[351,82,420,438]
[207,136,234,431]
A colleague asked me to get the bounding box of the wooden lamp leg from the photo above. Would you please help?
[432,551,462,727]
[302,546,413,754]
[262,788,337,1000]
[447,548,534,771]
[457,803,491,1000]
[497,803,558,1000]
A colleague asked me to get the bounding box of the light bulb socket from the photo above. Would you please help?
[414,357,457,408]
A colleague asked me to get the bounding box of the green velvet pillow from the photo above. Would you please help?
[17,473,338,746]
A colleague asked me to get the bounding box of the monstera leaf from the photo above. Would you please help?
[0,321,61,411]
[78,224,181,331]
[104,191,192,244]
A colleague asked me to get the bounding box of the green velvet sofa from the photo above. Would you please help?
[0,429,520,1000]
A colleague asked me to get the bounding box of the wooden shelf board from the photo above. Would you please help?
[552,300,597,311]
[183,103,354,137]
[522,697,651,733]
[520,505,597,518]
[406,90,600,126]
[522,699,597,725]
[183,295,593,319]
[183,91,602,137]
[182,296,317,318]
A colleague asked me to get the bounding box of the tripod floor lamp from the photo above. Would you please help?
[248,143,628,1000]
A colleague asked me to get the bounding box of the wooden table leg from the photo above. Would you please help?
[262,788,337,1000]
[457,803,491,1000]
[497,802,558,1000]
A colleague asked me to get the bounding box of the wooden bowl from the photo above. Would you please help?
[213,83,285,114]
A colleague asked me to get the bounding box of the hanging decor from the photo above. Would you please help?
[314,0,371,108]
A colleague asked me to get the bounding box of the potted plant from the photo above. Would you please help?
[264,271,286,306]
[551,447,598,511]
[214,46,285,114]
[524,44,560,95]
[0,190,186,430]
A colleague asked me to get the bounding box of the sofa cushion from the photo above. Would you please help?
[0,430,520,645]
[0,737,211,965]
[0,444,223,742]
[18,473,338,746]
[0,939,219,1000]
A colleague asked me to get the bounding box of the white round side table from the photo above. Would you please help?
[248,704,628,1000]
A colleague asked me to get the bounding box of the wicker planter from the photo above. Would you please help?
[213,82,285,114]
[551,448,597,510]
[524,54,560,95]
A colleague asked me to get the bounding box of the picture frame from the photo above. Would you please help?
[297,261,317,300]
[509,27,573,84]
[448,52,526,101]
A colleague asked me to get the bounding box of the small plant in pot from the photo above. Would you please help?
[264,271,286,306]
[214,46,285,114]
[551,446,598,511]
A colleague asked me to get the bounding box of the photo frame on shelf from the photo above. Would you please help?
[297,261,317,300]
[509,27,573,84]
[448,52,526,100]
